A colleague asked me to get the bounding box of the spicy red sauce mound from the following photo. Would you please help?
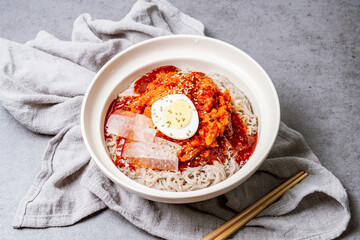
[105,66,257,171]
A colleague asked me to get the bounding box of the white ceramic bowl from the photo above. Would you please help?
[81,35,280,203]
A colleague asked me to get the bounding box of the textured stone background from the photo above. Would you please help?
[0,0,359,239]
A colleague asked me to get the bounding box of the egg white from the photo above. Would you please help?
[151,94,199,140]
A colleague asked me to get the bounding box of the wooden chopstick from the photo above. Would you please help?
[202,171,308,240]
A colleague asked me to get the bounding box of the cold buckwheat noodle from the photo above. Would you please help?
[105,67,258,192]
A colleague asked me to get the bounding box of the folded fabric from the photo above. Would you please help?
[0,0,350,239]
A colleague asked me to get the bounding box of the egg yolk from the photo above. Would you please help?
[161,99,192,129]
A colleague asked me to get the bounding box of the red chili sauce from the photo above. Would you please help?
[105,66,257,171]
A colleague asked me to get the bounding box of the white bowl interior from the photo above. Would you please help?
[81,35,280,203]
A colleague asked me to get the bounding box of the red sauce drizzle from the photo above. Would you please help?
[224,112,258,167]
[134,65,179,94]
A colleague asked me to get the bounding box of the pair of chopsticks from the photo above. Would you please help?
[202,171,308,240]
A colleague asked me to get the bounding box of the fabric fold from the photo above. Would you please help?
[12,124,106,228]
[0,38,91,135]
[0,0,350,239]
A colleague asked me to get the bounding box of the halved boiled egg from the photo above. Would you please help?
[151,94,199,140]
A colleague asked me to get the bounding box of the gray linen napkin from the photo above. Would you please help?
[0,0,350,239]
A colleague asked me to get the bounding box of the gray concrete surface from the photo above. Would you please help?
[0,0,359,239]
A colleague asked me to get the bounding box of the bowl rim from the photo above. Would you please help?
[81,35,280,203]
